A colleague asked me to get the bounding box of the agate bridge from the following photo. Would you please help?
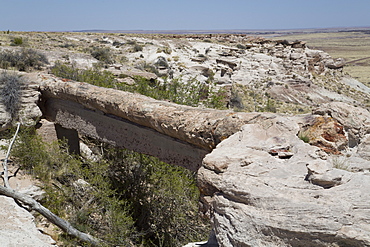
[38,74,268,171]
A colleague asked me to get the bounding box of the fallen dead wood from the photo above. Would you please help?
[0,185,101,246]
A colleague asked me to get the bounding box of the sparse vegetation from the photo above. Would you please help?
[11,128,209,246]
[332,155,350,171]
[135,61,160,75]
[0,72,23,120]
[51,63,226,109]
[298,130,310,143]
[229,84,311,113]
[132,43,143,52]
[124,76,226,109]
[10,36,24,46]
[0,48,48,71]
[156,46,172,54]
[90,47,114,64]
[51,62,118,88]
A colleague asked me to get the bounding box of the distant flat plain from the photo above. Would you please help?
[271,29,370,87]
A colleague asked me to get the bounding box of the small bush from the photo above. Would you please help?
[0,72,23,120]
[156,46,172,54]
[122,76,226,109]
[51,62,118,88]
[134,61,159,75]
[58,43,75,49]
[332,155,350,171]
[154,56,169,69]
[90,47,114,64]
[0,48,48,71]
[236,43,246,50]
[263,98,277,113]
[298,130,310,143]
[133,43,143,52]
[11,36,24,46]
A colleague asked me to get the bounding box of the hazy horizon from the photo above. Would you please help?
[1,0,369,32]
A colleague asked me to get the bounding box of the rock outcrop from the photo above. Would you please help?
[0,71,42,129]
[198,102,370,246]
[0,143,56,246]
[0,195,56,246]
[34,72,370,246]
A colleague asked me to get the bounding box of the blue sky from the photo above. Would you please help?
[1,0,369,31]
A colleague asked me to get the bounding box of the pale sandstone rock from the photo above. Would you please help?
[198,111,370,246]
[0,73,42,129]
[0,196,56,247]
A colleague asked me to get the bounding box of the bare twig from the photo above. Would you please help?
[2,122,21,188]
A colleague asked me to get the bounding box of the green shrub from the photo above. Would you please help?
[103,146,209,246]
[133,43,143,52]
[154,56,169,69]
[12,129,136,246]
[263,98,277,113]
[0,48,48,71]
[11,36,24,46]
[11,129,209,246]
[0,72,23,120]
[298,130,310,143]
[122,76,226,109]
[51,64,226,109]
[90,47,114,64]
[236,43,246,49]
[51,62,118,88]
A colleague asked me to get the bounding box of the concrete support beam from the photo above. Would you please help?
[54,124,80,154]
[42,98,208,171]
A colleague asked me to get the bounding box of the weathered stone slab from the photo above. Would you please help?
[198,112,370,246]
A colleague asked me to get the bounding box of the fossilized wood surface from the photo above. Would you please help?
[43,97,208,170]
[35,73,272,151]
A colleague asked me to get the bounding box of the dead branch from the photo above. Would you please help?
[0,184,101,246]
[2,122,20,188]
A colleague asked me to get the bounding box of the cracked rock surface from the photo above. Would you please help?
[198,103,370,247]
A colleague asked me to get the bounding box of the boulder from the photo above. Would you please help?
[216,59,238,70]
[325,58,346,69]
